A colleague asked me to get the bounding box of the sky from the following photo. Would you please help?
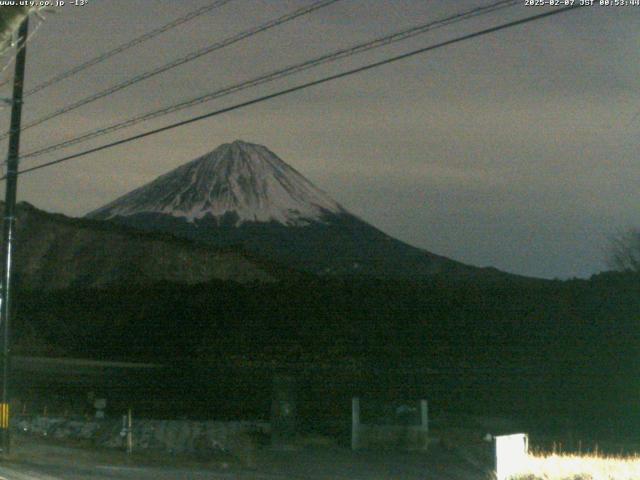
[0,0,638,279]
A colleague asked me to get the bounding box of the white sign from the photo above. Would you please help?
[495,433,528,480]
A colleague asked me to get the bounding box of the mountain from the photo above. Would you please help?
[87,140,484,277]
[8,202,275,291]
[90,140,344,227]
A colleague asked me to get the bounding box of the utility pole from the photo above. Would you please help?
[0,15,29,456]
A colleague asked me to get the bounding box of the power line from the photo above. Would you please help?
[0,10,46,90]
[0,0,342,142]
[20,0,520,162]
[4,4,584,181]
[0,7,33,59]
[21,0,235,98]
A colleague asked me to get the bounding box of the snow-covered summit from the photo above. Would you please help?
[87,140,344,226]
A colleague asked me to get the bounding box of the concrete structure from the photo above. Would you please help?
[351,397,429,451]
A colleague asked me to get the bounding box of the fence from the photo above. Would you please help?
[351,397,429,451]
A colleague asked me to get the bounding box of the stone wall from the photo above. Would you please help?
[16,415,270,456]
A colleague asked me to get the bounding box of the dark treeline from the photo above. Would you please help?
[12,271,640,435]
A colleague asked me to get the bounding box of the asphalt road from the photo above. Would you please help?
[0,462,272,479]
[0,437,489,480]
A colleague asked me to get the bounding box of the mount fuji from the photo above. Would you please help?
[87,140,479,277]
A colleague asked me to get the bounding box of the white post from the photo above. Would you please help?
[420,400,428,433]
[351,397,360,451]
[126,408,133,455]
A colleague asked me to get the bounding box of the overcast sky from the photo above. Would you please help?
[0,0,637,279]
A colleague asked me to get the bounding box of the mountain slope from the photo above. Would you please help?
[9,202,275,291]
[87,140,481,277]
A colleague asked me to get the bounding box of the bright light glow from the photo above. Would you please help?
[514,452,640,480]
[495,433,528,480]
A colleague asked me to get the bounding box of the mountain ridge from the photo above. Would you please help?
[7,201,278,290]
[89,140,345,226]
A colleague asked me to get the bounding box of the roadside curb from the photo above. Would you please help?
[0,465,61,480]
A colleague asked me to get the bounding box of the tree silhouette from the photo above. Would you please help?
[608,228,640,273]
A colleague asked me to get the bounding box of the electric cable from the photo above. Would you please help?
[0,0,342,142]
[20,0,520,162]
[21,0,235,98]
[0,10,46,91]
[3,4,584,180]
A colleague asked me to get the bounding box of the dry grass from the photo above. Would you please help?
[513,451,640,480]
